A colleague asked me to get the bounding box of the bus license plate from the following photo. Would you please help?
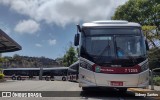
[110,81,123,86]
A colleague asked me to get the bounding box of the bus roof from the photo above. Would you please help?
[43,67,68,70]
[0,29,22,53]
[82,20,141,27]
[3,68,40,70]
[3,67,68,70]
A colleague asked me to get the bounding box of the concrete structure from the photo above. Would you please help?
[0,29,21,53]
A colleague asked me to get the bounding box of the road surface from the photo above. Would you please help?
[0,80,157,100]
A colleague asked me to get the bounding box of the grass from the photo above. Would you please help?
[153,76,160,86]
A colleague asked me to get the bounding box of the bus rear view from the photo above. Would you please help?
[74,20,149,92]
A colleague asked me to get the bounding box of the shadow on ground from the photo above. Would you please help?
[80,87,153,100]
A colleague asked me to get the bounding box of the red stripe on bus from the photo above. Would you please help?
[92,64,141,74]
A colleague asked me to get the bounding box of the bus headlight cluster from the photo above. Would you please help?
[80,60,92,71]
[141,62,149,71]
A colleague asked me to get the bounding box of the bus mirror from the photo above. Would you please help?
[145,40,149,51]
[74,34,79,46]
[77,24,81,32]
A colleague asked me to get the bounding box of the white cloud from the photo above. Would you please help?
[48,39,56,46]
[35,43,42,47]
[0,0,128,27]
[14,19,40,34]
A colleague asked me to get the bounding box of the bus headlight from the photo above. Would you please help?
[80,60,92,71]
[140,62,149,72]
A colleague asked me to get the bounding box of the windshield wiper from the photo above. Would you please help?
[94,41,111,63]
[117,47,136,65]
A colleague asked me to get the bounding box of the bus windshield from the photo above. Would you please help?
[80,28,146,66]
[116,36,145,57]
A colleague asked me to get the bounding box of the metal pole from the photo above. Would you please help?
[150,70,154,90]
[39,67,43,80]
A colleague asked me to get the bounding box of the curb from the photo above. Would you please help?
[0,79,6,82]
[128,88,154,92]
[128,88,160,100]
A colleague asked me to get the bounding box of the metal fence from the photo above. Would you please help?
[150,68,160,90]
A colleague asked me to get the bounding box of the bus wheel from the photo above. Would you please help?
[119,88,127,93]
[50,78,54,81]
[45,76,50,81]
[12,76,16,80]
[17,76,21,80]
[62,77,66,81]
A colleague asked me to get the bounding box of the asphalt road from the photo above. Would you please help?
[0,80,157,100]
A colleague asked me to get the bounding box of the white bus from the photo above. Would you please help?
[3,68,40,80]
[74,20,149,92]
[43,67,68,81]
[3,67,68,81]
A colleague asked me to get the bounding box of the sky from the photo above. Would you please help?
[0,0,128,59]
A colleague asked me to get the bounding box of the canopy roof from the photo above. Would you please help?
[0,29,22,53]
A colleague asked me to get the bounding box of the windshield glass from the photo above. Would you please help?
[85,36,114,57]
[116,36,145,58]
[80,28,146,66]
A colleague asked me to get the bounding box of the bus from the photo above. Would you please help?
[3,67,68,81]
[67,61,79,82]
[3,68,40,80]
[42,67,68,81]
[74,20,149,92]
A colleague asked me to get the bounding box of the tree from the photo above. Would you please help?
[0,58,5,67]
[112,0,160,29]
[148,48,160,69]
[62,44,78,67]
[142,25,159,47]
[55,57,63,66]
[112,0,160,47]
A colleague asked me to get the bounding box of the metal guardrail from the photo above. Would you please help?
[150,68,160,90]
[150,70,154,90]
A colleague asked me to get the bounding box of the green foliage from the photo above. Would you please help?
[0,57,9,67]
[0,73,4,79]
[1,55,60,68]
[112,0,160,28]
[142,26,157,32]
[0,68,2,73]
[142,25,160,47]
[62,45,78,67]
[0,58,5,62]
[148,48,160,69]
[153,76,160,86]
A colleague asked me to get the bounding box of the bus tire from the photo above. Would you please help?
[45,76,49,81]
[12,76,16,80]
[51,79,54,81]
[50,76,54,81]
[17,76,21,80]
[62,77,66,81]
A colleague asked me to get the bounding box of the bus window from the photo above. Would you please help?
[21,70,29,76]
